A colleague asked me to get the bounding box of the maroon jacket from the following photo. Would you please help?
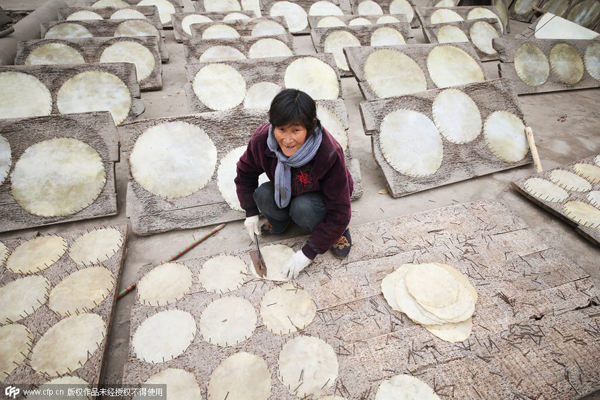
[235,123,353,259]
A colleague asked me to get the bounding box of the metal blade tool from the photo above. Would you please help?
[250,232,267,277]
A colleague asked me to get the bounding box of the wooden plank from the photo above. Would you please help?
[189,16,289,38]
[261,0,351,34]
[57,5,162,28]
[349,0,420,27]
[307,13,408,29]
[171,10,256,42]
[414,5,507,32]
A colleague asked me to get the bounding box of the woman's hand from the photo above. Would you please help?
[244,216,260,242]
[281,250,312,279]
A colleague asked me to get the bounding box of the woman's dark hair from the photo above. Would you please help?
[269,89,318,135]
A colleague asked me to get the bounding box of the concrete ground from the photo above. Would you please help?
[1,0,599,397]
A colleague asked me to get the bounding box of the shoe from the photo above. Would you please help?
[260,222,275,236]
[330,228,352,259]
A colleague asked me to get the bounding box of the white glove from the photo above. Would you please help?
[244,216,260,242]
[281,250,312,279]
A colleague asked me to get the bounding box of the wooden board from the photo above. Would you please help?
[537,0,600,28]
[512,153,600,246]
[122,199,600,399]
[189,16,289,38]
[184,53,341,113]
[0,224,127,388]
[83,0,182,27]
[0,112,119,233]
[360,78,533,198]
[171,11,256,42]
[15,37,163,91]
[194,0,262,16]
[494,37,600,95]
[308,13,408,29]
[515,13,600,39]
[508,0,543,22]
[420,18,503,61]
[119,104,362,236]
[0,64,143,126]
[261,0,351,34]
[183,34,294,64]
[40,20,168,62]
[349,0,420,27]
[344,42,488,101]
[57,5,162,28]
[311,23,415,77]
[415,5,507,33]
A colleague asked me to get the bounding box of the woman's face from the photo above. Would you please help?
[274,122,308,157]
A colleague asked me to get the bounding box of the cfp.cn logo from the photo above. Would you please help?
[4,386,20,399]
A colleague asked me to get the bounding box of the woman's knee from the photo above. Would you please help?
[290,192,326,230]
[253,182,275,208]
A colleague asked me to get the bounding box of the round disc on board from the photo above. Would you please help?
[0,71,52,119]
[208,352,271,400]
[6,236,68,274]
[25,43,85,65]
[136,262,193,306]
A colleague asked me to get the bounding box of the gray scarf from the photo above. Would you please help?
[267,122,323,208]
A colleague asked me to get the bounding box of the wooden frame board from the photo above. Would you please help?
[0,64,143,125]
[508,0,543,22]
[537,0,600,29]
[345,42,488,101]
[40,20,168,62]
[0,225,127,388]
[119,105,361,236]
[0,112,119,233]
[123,199,600,399]
[512,154,600,246]
[261,0,350,34]
[415,5,507,33]
[494,37,600,95]
[308,13,408,28]
[15,37,163,91]
[83,0,182,27]
[194,0,262,16]
[171,11,256,42]
[189,16,289,38]
[182,34,295,64]
[57,5,162,28]
[185,53,341,113]
[515,12,600,39]
[360,78,533,198]
[310,22,415,77]
[420,18,503,61]
[349,0,420,27]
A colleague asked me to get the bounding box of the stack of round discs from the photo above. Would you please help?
[381,262,477,342]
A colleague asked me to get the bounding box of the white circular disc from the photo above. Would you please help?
[31,313,105,377]
[317,105,347,150]
[244,82,282,108]
[0,275,50,324]
[260,283,317,335]
[217,146,246,211]
[549,169,592,191]
[139,369,201,400]
[358,0,383,15]
[252,20,286,36]
[377,15,401,23]
[381,264,414,311]
[0,71,52,119]
[364,49,427,97]
[132,309,196,363]
[181,15,212,34]
[114,20,160,37]
[370,27,405,46]
[208,352,271,400]
[250,244,295,281]
[375,374,440,400]
[584,42,600,81]
[199,255,247,293]
[137,0,175,25]
[390,0,414,21]
[137,262,193,306]
[550,43,584,85]
[199,45,246,63]
[242,0,261,16]
[92,0,129,7]
[110,9,146,19]
[45,23,93,39]
[436,25,469,43]
[100,41,156,81]
[5,236,67,274]
[202,24,241,39]
[11,138,106,217]
[25,43,85,65]
[67,10,103,20]
[200,296,257,346]
[515,43,549,87]
[205,0,241,12]
[574,163,600,183]
[432,89,481,144]
[0,135,11,185]
[278,336,338,398]
[310,1,344,15]
[324,30,361,71]
[248,38,293,59]
[130,121,218,198]
[0,324,32,378]
[564,201,600,228]
[467,7,503,31]
[483,110,528,163]
[523,177,569,202]
[49,266,115,317]
[270,1,308,32]
[469,21,499,55]
[379,109,443,177]
[427,45,485,88]
[68,228,124,266]
[435,0,455,6]
[405,263,459,308]
[57,71,132,125]
[588,191,600,208]
[193,63,246,110]
[430,9,463,24]
[224,12,251,21]
[318,16,346,27]
[284,57,339,99]
[28,377,90,400]
[349,17,372,25]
